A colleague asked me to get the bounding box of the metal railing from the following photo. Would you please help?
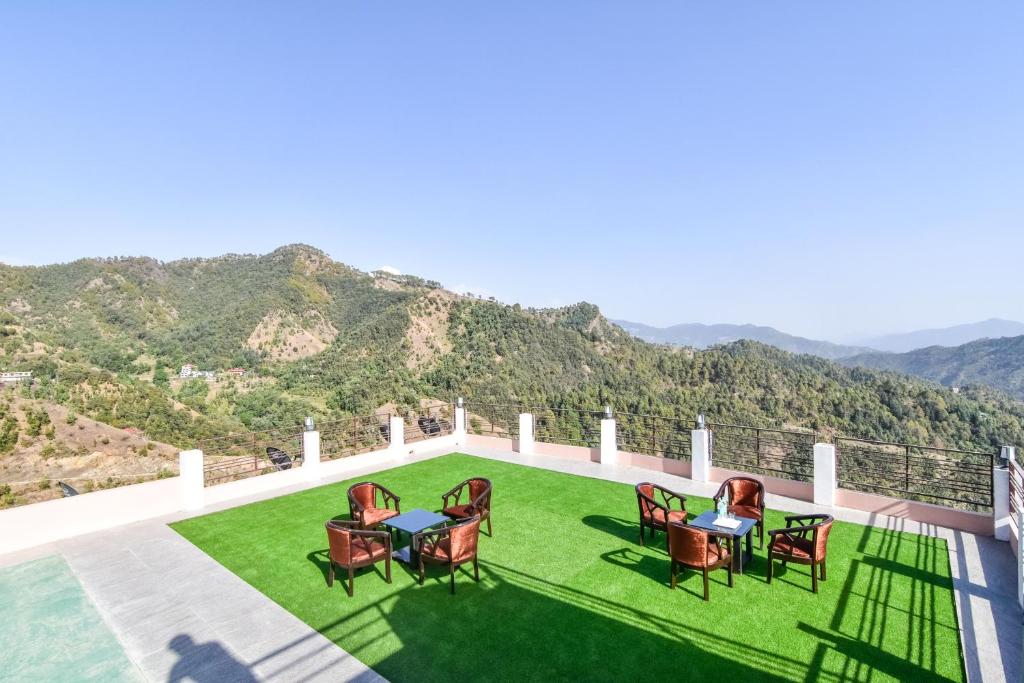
[532,407,603,449]
[835,437,995,510]
[464,402,521,438]
[199,424,303,485]
[708,423,816,482]
[403,405,454,444]
[617,413,692,460]
[319,414,391,460]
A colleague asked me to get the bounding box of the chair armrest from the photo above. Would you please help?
[377,484,401,509]
[768,524,819,538]
[412,525,451,547]
[784,514,824,525]
[654,484,687,509]
[349,528,393,550]
[327,519,360,530]
[441,481,467,508]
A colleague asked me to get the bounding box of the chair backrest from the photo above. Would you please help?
[468,478,491,509]
[636,483,658,518]
[325,521,353,563]
[349,483,377,510]
[725,477,763,508]
[267,446,292,471]
[814,516,834,559]
[449,517,481,563]
[667,523,710,568]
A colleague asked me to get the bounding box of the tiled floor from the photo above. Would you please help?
[0,555,142,681]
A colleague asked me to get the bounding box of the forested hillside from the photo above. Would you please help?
[844,336,1024,401]
[2,243,1022,483]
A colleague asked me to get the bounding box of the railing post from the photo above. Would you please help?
[389,415,406,457]
[994,447,1012,542]
[454,397,466,446]
[813,443,837,506]
[691,418,710,483]
[518,412,535,455]
[179,449,205,511]
[302,418,321,482]
[600,406,617,466]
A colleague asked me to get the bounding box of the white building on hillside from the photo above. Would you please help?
[0,371,32,385]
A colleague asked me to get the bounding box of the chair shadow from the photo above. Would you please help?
[581,514,656,546]
[600,547,725,600]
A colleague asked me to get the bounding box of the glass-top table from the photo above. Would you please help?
[687,510,758,573]
[381,508,450,564]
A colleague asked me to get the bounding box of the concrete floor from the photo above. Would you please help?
[1,444,1020,682]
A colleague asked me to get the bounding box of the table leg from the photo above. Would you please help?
[732,535,743,574]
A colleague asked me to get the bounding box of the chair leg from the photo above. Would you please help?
[327,562,335,588]
[702,568,710,601]
[449,563,456,595]
[639,522,645,546]
[347,566,354,597]
[670,560,677,589]
[385,555,392,584]
[473,557,479,582]
[727,562,734,588]
[812,564,819,594]
[487,515,493,537]
[820,560,827,581]
[767,555,773,584]
[418,555,425,585]
[758,523,764,549]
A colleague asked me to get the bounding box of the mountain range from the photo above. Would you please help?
[611,320,871,359]
[844,335,1024,401]
[1,244,1022,502]
[855,318,1024,353]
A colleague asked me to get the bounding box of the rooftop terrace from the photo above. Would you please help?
[0,404,1020,682]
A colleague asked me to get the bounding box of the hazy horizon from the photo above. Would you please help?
[2,3,1022,340]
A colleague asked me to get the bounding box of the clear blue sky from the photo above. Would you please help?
[1,2,1021,341]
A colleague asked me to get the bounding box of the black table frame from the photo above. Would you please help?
[688,511,757,573]
[381,509,451,565]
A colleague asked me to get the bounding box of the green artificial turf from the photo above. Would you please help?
[171,453,965,682]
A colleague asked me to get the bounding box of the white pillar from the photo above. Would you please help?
[600,417,617,466]
[389,415,406,456]
[179,449,205,511]
[302,430,321,482]
[994,466,1010,542]
[454,402,467,446]
[691,429,710,483]
[518,413,535,455]
[813,443,837,506]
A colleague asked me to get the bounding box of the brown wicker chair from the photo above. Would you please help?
[767,514,834,593]
[667,521,733,601]
[635,482,687,546]
[415,516,481,594]
[324,520,392,597]
[348,482,401,529]
[713,476,766,548]
[441,477,493,536]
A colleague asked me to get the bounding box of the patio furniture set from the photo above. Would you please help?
[636,476,834,600]
[324,477,493,596]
